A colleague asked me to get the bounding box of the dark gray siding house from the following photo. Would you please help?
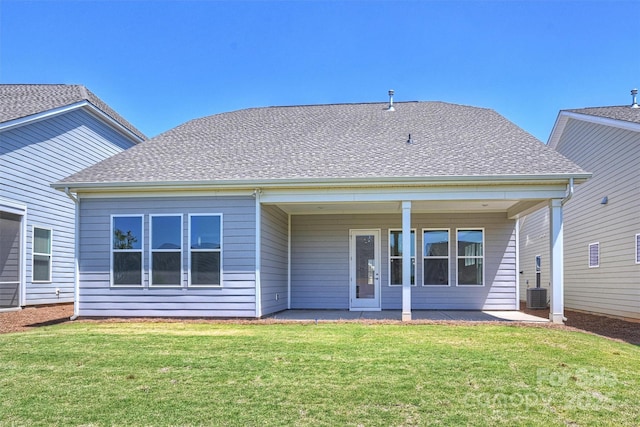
[520,99,640,321]
[0,84,145,310]
[54,98,590,323]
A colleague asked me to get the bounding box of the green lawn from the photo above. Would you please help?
[0,322,638,426]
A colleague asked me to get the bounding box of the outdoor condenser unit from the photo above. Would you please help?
[526,287,547,309]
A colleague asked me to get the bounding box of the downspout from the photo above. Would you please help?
[253,188,262,318]
[561,177,574,206]
[64,187,80,320]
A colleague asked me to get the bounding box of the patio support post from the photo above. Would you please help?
[549,199,564,324]
[402,201,412,321]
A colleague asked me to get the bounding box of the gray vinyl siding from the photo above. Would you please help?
[0,109,136,305]
[77,196,256,317]
[260,205,288,316]
[519,208,551,302]
[556,119,640,320]
[291,213,517,310]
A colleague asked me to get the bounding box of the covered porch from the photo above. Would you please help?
[255,180,570,324]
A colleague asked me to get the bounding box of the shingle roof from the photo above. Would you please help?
[57,101,586,186]
[565,106,640,125]
[0,84,146,141]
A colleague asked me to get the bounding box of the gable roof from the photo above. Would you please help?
[56,101,587,189]
[549,105,640,148]
[565,106,640,125]
[0,84,146,141]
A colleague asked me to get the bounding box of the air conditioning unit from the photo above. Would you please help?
[526,287,547,309]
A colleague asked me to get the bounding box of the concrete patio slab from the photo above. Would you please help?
[266,309,548,323]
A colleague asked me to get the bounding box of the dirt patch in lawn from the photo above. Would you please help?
[1,303,638,346]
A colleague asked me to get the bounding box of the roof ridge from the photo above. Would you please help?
[78,85,90,100]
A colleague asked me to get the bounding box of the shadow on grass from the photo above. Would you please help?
[27,317,72,328]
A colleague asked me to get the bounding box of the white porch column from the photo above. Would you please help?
[549,199,564,324]
[402,201,412,321]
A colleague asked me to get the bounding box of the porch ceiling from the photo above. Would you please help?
[272,199,530,215]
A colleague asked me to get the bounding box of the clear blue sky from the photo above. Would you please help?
[1,0,639,141]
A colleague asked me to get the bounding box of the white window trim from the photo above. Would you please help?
[388,229,416,286]
[110,214,144,287]
[32,226,52,283]
[422,228,451,287]
[588,242,600,268]
[456,228,485,287]
[188,213,223,288]
[150,214,183,288]
[635,234,640,264]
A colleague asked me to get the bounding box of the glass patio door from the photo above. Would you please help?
[349,229,381,310]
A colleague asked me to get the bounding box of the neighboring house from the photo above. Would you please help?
[53,98,589,323]
[0,84,146,310]
[520,97,640,321]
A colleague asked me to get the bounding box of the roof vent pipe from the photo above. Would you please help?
[388,89,395,111]
[631,88,639,108]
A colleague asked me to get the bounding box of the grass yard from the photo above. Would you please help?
[0,322,638,426]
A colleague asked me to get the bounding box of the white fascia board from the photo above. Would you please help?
[549,111,640,148]
[66,188,254,199]
[62,183,570,204]
[260,186,569,204]
[0,197,27,215]
[81,103,145,143]
[52,173,591,193]
[0,101,144,144]
[547,112,567,148]
[0,101,88,131]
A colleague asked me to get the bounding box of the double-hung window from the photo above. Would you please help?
[111,215,143,286]
[389,229,415,286]
[33,227,52,282]
[189,214,222,287]
[151,215,183,287]
[457,229,484,286]
[423,229,449,286]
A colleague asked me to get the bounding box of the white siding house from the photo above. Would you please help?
[520,102,640,321]
[54,99,589,322]
[0,84,145,309]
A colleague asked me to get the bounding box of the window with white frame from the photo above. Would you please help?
[457,229,484,286]
[589,242,600,268]
[32,227,52,282]
[636,234,640,264]
[423,229,450,286]
[150,215,183,286]
[111,215,143,286]
[189,214,222,287]
[389,229,415,286]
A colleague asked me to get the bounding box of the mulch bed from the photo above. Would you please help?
[1,303,638,345]
[520,302,640,345]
